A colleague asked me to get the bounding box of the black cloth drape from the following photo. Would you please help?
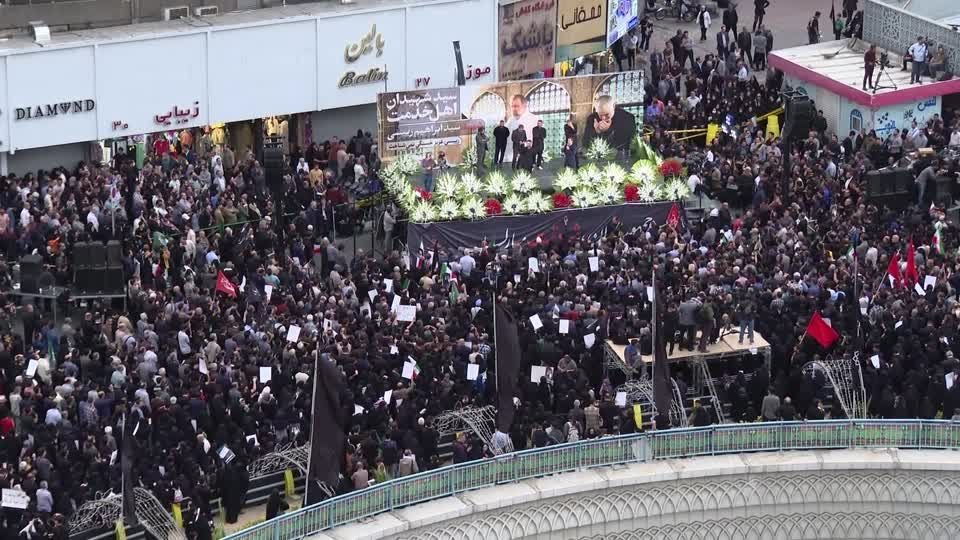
[495,303,522,433]
[305,356,346,506]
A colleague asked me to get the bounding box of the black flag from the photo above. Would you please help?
[120,413,138,524]
[651,268,673,425]
[305,356,346,505]
[495,303,521,432]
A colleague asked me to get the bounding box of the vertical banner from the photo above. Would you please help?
[495,303,523,432]
[377,88,464,160]
[499,0,558,81]
[606,0,638,47]
[305,356,346,506]
[556,0,608,61]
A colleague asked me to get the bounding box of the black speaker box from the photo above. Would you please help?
[934,176,954,206]
[19,254,43,293]
[104,266,125,293]
[866,168,912,197]
[73,241,91,269]
[868,191,912,211]
[76,269,101,292]
[88,242,106,269]
[106,240,123,267]
[783,95,815,141]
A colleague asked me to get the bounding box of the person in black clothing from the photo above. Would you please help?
[511,125,527,170]
[532,121,547,169]
[753,0,769,31]
[265,488,290,520]
[723,6,739,42]
[493,120,510,166]
[582,95,637,152]
[639,16,653,51]
[778,397,797,421]
[808,11,821,44]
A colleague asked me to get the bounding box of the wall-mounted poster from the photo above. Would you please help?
[606,0,638,47]
[499,0,558,81]
[556,0,607,61]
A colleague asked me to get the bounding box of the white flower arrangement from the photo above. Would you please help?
[525,192,552,214]
[460,172,483,195]
[484,170,509,196]
[434,172,460,199]
[511,170,538,194]
[584,137,613,161]
[381,137,682,223]
[603,163,628,186]
[437,199,461,220]
[630,159,659,185]
[459,143,478,170]
[572,188,596,208]
[555,168,580,192]
[410,200,437,223]
[578,163,602,186]
[638,176,661,202]
[502,194,525,215]
[461,197,486,219]
[663,178,691,200]
[596,182,624,205]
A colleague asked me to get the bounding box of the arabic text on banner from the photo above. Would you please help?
[499,0,558,80]
[556,0,606,54]
[378,88,464,158]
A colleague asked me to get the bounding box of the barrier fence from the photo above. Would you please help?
[224,419,960,540]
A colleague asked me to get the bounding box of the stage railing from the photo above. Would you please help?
[223,419,960,540]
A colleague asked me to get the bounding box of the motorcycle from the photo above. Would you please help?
[652,1,698,22]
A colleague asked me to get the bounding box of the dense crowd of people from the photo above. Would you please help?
[1,12,960,540]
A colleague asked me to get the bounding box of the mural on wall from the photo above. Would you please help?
[871,96,941,138]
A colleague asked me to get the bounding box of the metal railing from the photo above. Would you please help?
[223,419,960,540]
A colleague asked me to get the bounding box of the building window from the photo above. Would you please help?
[468,92,506,132]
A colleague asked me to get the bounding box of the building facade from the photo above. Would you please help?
[0,0,498,173]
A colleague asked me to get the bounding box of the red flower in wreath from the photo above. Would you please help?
[484,198,502,215]
[624,184,639,202]
[552,192,572,209]
[658,159,682,178]
[414,187,432,201]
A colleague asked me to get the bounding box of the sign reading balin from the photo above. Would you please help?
[16,100,96,120]
[340,25,388,88]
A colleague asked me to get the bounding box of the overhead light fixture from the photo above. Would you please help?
[29,21,51,45]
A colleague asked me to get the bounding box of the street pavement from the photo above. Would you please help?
[642,0,833,62]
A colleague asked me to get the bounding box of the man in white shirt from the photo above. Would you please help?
[505,94,541,163]
[908,36,927,84]
[950,127,960,147]
[458,248,476,277]
[737,61,750,81]
[625,30,638,69]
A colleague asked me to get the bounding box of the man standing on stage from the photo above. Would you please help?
[532,120,547,170]
[863,44,876,91]
[511,124,527,170]
[475,126,489,170]
[493,120,509,167]
[908,36,927,84]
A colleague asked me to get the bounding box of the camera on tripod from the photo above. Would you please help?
[879,51,890,68]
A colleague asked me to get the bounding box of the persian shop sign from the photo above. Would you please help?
[340,25,388,88]
[16,100,96,120]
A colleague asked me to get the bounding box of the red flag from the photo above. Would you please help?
[904,240,918,286]
[806,312,839,349]
[666,203,680,228]
[886,251,901,288]
[216,271,237,298]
